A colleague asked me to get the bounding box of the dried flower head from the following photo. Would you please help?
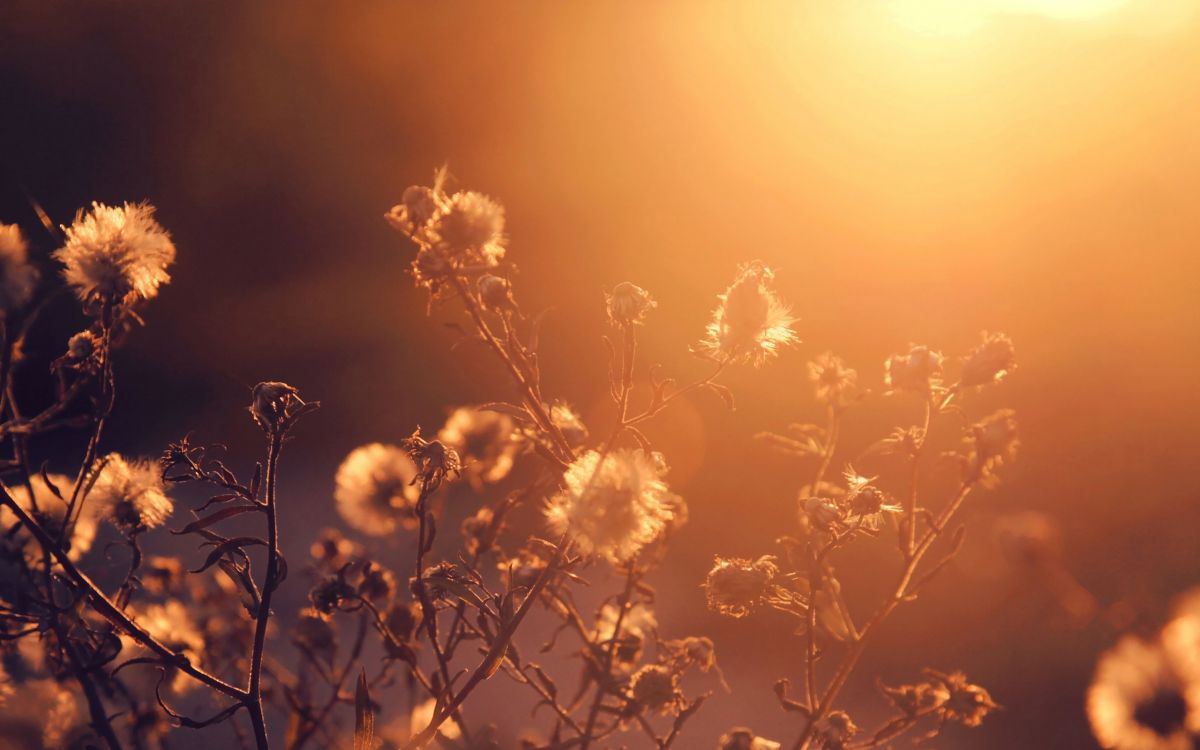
[292,608,337,665]
[964,409,1020,484]
[630,664,682,714]
[309,527,363,569]
[90,453,173,533]
[884,345,944,397]
[960,331,1016,388]
[54,201,175,305]
[814,710,859,750]
[544,448,676,563]
[121,600,206,695]
[438,406,518,485]
[698,261,797,366]
[0,223,36,311]
[926,670,999,728]
[704,555,780,618]
[718,728,782,750]
[808,352,858,409]
[432,190,506,262]
[400,427,462,492]
[842,470,902,531]
[249,380,316,434]
[1089,635,1200,750]
[334,443,421,536]
[606,282,657,326]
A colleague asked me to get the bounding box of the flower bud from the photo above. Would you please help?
[606,282,656,325]
[477,274,516,312]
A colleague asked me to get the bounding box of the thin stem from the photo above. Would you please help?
[247,432,284,750]
[579,563,640,750]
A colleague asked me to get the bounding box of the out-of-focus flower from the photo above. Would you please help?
[477,274,516,312]
[549,401,589,448]
[963,409,1020,484]
[704,556,780,618]
[409,697,462,741]
[54,201,175,305]
[807,352,858,409]
[292,608,337,665]
[0,677,80,748]
[309,527,363,570]
[803,496,845,531]
[960,332,1016,388]
[697,261,797,366]
[0,473,97,562]
[594,603,657,670]
[120,600,206,696]
[717,728,782,750]
[544,449,677,563]
[1088,635,1200,750]
[356,561,397,604]
[90,453,173,534]
[814,710,859,750]
[438,407,518,486]
[995,511,1060,569]
[0,223,37,312]
[309,574,355,615]
[334,443,421,536]
[630,664,682,714]
[606,282,656,326]
[461,506,498,556]
[884,345,944,397]
[432,190,506,263]
[138,555,185,596]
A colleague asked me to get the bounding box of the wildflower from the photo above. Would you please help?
[438,406,518,485]
[333,443,421,536]
[814,711,859,750]
[960,332,1016,388]
[842,470,902,531]
[884,345,943,397]
[697,261,797,366]
[385,183,441,236]
[880,680,952,716]
[630,664,682,714]
[54,201,175,305]
[803,496,845,531]
[808,352,858,409]
[477,273,516,312]
[420,561,479,602]
[549,401,589,448]
[432,190,506,262]
[594,603,657,669]
[1,473,97,562]
[400,427,462,492]
[461,506,498,556]
[250,380,316,435]
[606,282,656,326]
[90,453,173,534]
[357,561,397,604]
[718,728,782,750]
[964,409,1019,484]
[309,574,355,615]
[926,670,999,728]
[66,330,101,362]
[544,448,676,563]
[0,223,36,311]
[704,555,780,618]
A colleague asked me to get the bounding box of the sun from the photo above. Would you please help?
[886,0,1130,36]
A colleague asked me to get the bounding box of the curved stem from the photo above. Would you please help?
[247,432,283,749]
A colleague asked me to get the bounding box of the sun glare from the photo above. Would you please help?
[886,0,1130,36]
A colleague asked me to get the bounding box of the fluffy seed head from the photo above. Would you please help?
[698,261,797,366]
[90,453,173,533]
[432,190,505,263]
[0,473,97,562]
[0,223,36,311]
[885,345,944,396]
[54,201,175,305]
[333,443,421,536]
[630,664,681,714]
[438,406,518,485]
[544,449,676,563]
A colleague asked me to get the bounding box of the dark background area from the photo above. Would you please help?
[2,2,1199,747]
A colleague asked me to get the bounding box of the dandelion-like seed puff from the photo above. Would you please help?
[334,443,422,536]
[697,261,797,366]
[0,473,97,562]
[437,406,519,485]
[0,223,37,312]
[544,448,676,563]
[54,201,176,305]
[90,453,174,534]
[1087,634,1200,750]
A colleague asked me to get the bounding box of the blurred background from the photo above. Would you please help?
[2,1,1199,747]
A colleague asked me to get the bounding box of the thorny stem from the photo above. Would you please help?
[401,531,573,750]
[449,273,574,463]
[789,480,977,750]
[0,488,247,700]
[247,432,284,750]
